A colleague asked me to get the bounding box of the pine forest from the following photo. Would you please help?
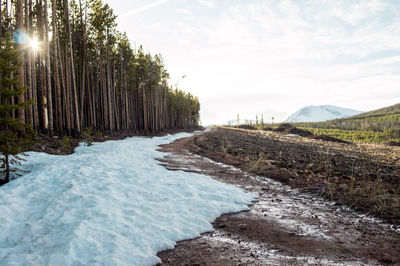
[0,0,200,138]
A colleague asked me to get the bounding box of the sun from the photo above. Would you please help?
[29,37,40,51]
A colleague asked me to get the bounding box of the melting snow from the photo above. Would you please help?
[0,132,256,265]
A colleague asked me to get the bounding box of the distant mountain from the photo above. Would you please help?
[285,105,363,123]
[292,103,400,142]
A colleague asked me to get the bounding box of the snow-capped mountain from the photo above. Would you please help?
[285,105,363,123]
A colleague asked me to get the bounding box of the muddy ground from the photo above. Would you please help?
[193,127,400,224]
[157,128,400,265]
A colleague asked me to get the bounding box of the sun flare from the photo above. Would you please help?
[29,37,40,51]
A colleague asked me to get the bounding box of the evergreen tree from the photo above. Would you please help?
[261,114,264,128]
[0,0,200,139]
[0,32,36,185]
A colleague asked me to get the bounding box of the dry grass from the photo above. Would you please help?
[192,127,400,225]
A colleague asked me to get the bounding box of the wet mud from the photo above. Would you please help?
[157,131,400,265]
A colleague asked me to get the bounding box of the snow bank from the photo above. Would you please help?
[0,132,256,265]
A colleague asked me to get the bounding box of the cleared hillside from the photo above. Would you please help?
[353,103,400,119]
[294,103,400,143]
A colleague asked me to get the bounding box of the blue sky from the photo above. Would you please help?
[105,0,400,125]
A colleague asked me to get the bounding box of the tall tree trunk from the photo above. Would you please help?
[29,0,39,130]
[6,0,10,31]
[25,0,33,127]
[79,0,91,128]
[64,0,80,134]
[32,50,38,130]
[7,0,15,120]
[0,0,2,38]
[64,45,72,134]
[16,0,25,123]
[142,82,148,134]
[106,29,113,131]
[52,0,62,134]
[4,0,8,32]
[0,0,3,105]
[62,0,70,134]
[90,71,96,129]
[100,51,107,130]
[44,0,53,135]
[37,0,48,130]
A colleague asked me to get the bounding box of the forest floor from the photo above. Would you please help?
[157,127,400,265]
[29,127,202,155]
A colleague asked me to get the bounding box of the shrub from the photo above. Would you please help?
[60,136,70,150]
[81,127,94,146]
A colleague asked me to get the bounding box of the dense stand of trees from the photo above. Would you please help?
[0,0,200,137]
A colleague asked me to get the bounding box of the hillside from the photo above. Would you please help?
[285,105,362,123]
[295,103,400,143]
[352,103,400,119]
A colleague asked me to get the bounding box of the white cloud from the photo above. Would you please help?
[176,8,190,14]
[330,0,387,25]
[196,0,215,8]
[106,0,400,125]
[119,0,169,18]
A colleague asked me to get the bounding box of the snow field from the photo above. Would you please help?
[0,132,256,265]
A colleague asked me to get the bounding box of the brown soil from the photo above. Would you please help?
[192,127,400,225]
[156,128,400,265]
[235,124,258,130]
[272,123,314,137]
[264,123,348,142]
[387,141,400,147]
[312,134,351,144]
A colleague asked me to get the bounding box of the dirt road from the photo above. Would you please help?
[156,130,400,265]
